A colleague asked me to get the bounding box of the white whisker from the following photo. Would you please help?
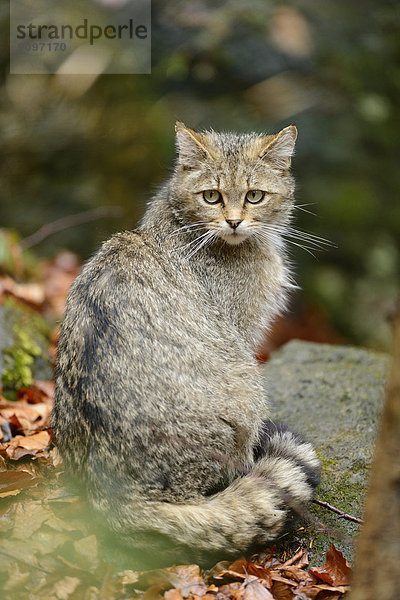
[293,204,317,216]
[183,231,216,261]
[261,223,335,250]
[175,230,212,253]
[168,222,208,237]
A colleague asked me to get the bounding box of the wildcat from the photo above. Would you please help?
[52,121,320,561]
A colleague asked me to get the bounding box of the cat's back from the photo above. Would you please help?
[57,228,260,417]
[54,228,263,486]
[63,229,236,356]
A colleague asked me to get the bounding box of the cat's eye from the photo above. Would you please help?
[245,190,265,204]
[203,190,222,204]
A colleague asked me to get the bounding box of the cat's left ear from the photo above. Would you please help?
[175,120,213,167]
[259,125,297,170]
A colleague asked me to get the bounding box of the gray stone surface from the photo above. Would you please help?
[262,339,389,564]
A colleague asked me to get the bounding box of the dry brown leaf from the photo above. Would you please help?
[167,565,207,597]
[165,589,184,600]
[43,251,81,317]
[270,580,294,600]
[0,274,45,308]
[142,583,167,600]
[218,581,244,598]
[291,583,349,599]
[3,430,52,459]
[44,513,77,532]
[18,380,55,403]
[280,566,317,585]
[239,576,274,600]
[270,573,298,587]
[309,543,352,587]
[3,562,31,591]
[73,534,99,571]
[12,500,52,539]
[0,504,16,532]
[227,559,272,586]
[0,399,43,423]
[51,575,81,600]
[120,569,139,586]
[137,564,207,598]
[0,469,40,496]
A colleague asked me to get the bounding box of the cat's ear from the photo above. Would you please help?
[259,125,297,170]
[175,120,213,166]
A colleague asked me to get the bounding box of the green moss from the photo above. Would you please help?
[1,297,52,398]
[303,447,367,564]
[316,454,338,470]
[2,330,41,390]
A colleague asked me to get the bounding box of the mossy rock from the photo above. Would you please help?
[0,297,53,398]
[263,339,389,564]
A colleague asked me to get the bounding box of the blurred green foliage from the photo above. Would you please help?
[1,0,399,349]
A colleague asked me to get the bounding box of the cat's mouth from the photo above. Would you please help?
[219,229,251,246]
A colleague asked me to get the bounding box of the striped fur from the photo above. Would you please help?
[52,122,320,561]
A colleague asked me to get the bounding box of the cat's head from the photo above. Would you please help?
[172,121,297,247]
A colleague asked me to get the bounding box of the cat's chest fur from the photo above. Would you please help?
[183,241,290,352]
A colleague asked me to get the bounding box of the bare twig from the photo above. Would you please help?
[20,206,123,249]
[312,498,364,525]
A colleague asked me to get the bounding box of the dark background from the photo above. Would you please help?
[1,0,399,350]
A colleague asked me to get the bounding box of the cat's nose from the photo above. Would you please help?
[226,219,242,230]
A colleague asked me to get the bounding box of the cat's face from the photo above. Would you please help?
[173,122,297,247]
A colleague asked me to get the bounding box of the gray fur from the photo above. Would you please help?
[52,122,320,557]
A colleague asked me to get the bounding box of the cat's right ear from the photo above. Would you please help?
[259,125,297,170]
[175,120,212,167]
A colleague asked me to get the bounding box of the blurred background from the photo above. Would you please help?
[1,0,399,352]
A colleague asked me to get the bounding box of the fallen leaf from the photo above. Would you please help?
[44,251,81,317]
[3,430,52,459]
[239,576,274,600]
[120,569,139,586]
[136,564,207,598]
[143,584,167,600]
[270,580,294,600]
[0,274,45,308]
[225,559,273,587]
[0,399,42,423]
[73,534,99,571]
[271,573,298,587]
[52,575,81,600]
[18,380,54,403]
[0,469,40,496]
[309,543,352,586]
[12,500,52,539]
[3,562,31,591]
[292,583,349,599]
[280,566,317,585]
[165,589,184,600]
[0,504,16,532]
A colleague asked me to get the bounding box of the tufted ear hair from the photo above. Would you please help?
[175,120,213,167]
[259,125,297,170]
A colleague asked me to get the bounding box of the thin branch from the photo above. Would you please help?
[20,206,123,249]
[312,498,364,525]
